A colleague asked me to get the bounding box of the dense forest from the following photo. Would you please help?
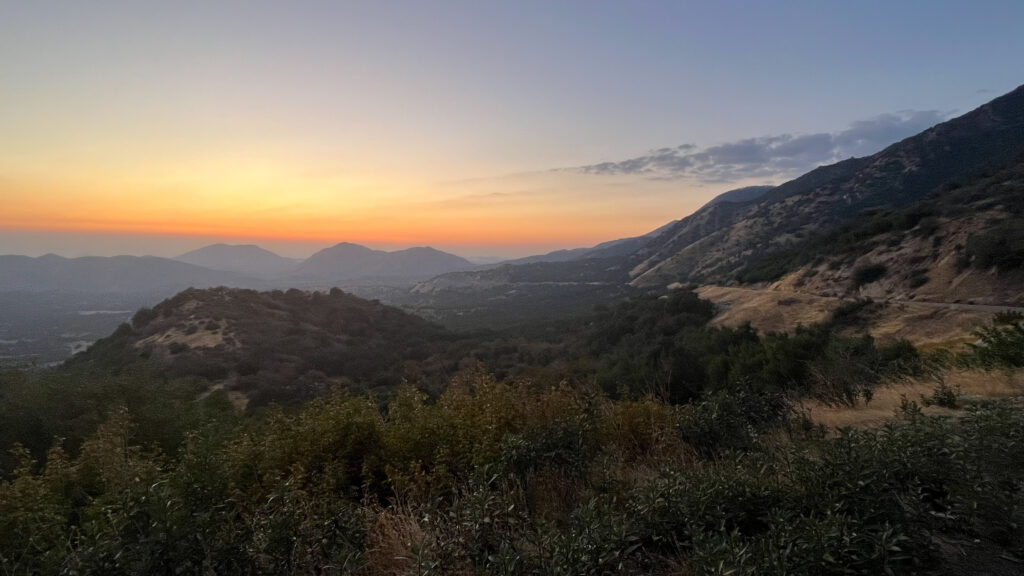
[2,289,1023,574]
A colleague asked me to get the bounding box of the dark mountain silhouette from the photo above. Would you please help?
[175,244,299,276]
[292,242,473,284]
[704,185,774,207]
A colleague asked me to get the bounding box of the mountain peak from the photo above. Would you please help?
[328,242,378,251]
[294,243,471,284]
[175,244,297,277]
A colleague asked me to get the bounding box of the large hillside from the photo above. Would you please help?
[760,153,1024,306]
[70,287,460,406]
[630,84,1024,287]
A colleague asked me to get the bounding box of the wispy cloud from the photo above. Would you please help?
[575,110,951,182]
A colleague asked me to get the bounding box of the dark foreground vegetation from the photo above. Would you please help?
[65,288,922,411]
[3,376,1024,575]
[2,292,1023,575]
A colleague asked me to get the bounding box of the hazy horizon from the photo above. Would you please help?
[0,225,671,261]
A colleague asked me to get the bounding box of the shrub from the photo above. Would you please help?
[852,263,888,287]
[913,216,941,238]
[993,310,1024,325]
[829,298,874,328]
[679,390,790,457]
[964,220,1024,271]
[967,320,1024,369]
[909,270,929,289]
[131,307,157,329]
[922,378,960,409]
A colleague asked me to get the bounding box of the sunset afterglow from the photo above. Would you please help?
[2,1,1021,258]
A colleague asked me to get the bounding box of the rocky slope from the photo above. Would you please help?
[630,84,1024,288]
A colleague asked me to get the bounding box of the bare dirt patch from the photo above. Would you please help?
[134,317,234,353]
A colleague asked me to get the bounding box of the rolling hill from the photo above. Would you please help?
[70,287,460,406]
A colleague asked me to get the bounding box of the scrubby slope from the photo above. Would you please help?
[70,287,458,405]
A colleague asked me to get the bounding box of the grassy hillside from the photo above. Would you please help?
[737,152,1024,305]
[631,84,1024,287]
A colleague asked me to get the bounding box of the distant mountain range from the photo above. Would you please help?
[0,242,480,294]
[292,243,474,284]
[0,254,251,293]
[175,244,299,277]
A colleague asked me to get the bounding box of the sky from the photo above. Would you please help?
[1,1,1023,259]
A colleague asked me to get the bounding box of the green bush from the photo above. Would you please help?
[3,375,1024,575]
[922,378,960,408]
[679,390,790,457]
[964,220,1024,271]
[967,320,1024,369]
[909,270,929,288]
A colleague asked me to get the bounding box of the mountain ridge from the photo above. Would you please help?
[0,254,254,293]
[629,83,1024,287]
[292,242,473,284]
[175,243,299,277]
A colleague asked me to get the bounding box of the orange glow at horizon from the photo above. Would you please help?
[2,157,711,254]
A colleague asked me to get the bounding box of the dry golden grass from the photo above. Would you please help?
[805,369,1024,429]
[867,302,992,349]
[364,503,442,576]
[696,284,999,349]
[696,285,836,333]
